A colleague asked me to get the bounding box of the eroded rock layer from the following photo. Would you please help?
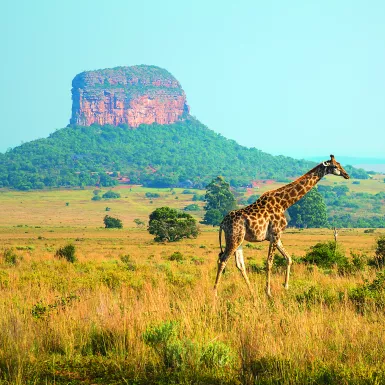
[70,65,189,127]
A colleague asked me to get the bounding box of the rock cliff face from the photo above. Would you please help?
[70,65,189,127]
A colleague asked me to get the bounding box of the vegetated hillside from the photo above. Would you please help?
[0,117,368,190]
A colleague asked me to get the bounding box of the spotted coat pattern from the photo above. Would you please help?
[213,155,350,298]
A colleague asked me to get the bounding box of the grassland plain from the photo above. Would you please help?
[1,186,385,384]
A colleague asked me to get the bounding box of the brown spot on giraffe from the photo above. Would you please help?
[214,155,350,299]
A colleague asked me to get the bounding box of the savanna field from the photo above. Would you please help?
[1,184,385,384]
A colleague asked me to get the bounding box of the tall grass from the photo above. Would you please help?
[0,227,384,384]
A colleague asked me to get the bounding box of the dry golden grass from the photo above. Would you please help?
[0,187,385,384]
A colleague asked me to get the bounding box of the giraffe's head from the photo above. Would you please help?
[322,154,350,179]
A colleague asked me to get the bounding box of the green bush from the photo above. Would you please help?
[348,270,385,313]
[302,241,348,269]
[120,255,136,271]
[337,252,367,275]
[102,190,121,199]
[103,215,123,229]
[55,244,77,263]
[168,252,185,262]
[192,193,205,202]
[200,341,235,369]
[148,207,198,242]
[91,195,102,201]
[368,236,385,268]
[133,218,145,227]
[184,204,200,211]
[296,286,338,308]
[145,192,160,198]
[3,248,19,266]
[143,321,234,373]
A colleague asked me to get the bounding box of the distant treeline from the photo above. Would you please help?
[318,185,385,228]
[0,117,369,190]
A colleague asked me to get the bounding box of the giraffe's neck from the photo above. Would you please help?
[271,164,326,211]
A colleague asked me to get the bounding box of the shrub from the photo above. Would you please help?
[168,252,185,262]
[338,252,367,275]
[192,193,205,202]
[145,192,160,198]
[302,241,348,269]
[3,248,19,266]
[102,190,121,199]
[142,321,234,373]
[133,218,145,227]
[31,294,79,319]
[120,255,136,271]
[348,270,385,313]
[55,244,77,263]
[148,207,199,242]
[143,321,181,368]
[183,204,200,211]
[103,215,123,229]
[375,236,385,267]
[200,341,235,369]
[91,195,102,201]
[296,286,337,308]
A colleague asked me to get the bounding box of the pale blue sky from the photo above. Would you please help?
[1,0,385,159]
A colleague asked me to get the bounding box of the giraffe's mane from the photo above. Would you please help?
[260,163,322,197]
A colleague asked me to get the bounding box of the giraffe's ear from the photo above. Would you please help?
[322,162,329,167]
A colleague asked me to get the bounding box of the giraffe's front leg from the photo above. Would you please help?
[276,239,292,290]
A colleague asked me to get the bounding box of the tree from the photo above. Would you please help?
[202,176,237,226]
[103,215,123,229]
[184,204,200,211]
[287,187,328,228]
[333,185,349,197]
[102,190,121,199]
[148,207,198,242]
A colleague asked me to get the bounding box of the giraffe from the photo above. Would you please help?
[214,155,350,298]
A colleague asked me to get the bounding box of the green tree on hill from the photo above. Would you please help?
[202,176,236,226]
[288,187,328,228]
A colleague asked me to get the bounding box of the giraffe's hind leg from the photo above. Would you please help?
[265,239,277,298]
[276,239,292,290]
[214,245,237,297]
[214,228,245,297]
[234,246,252,294]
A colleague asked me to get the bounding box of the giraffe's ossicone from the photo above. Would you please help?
[214,155,350,298]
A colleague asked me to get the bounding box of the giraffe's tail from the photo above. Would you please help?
[218,224,224,260]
